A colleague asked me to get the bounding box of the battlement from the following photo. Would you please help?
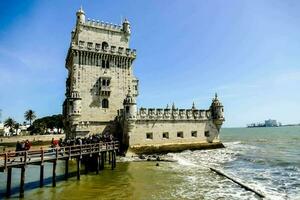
[133,108,211,121]
[83,18,123,31]
[71,41,136,58]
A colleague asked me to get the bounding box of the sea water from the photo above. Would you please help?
[0,126,299,199]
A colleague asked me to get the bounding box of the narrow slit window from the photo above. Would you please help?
[102,60,106,68]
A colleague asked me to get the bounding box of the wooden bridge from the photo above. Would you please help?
[0,141,119,198]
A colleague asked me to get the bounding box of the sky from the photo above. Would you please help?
[0,0,299,127]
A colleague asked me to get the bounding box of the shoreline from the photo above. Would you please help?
[128,141,225,155]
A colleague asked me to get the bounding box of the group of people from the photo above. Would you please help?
[50,133,116,148]
[15,140,32,152]
[12,134,116,153]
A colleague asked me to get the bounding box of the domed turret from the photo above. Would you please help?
[123,89,137,119]
[122,18,131,35]
[76,6,85,24]
[210,93,225,130]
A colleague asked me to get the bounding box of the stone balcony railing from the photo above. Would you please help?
[99,86,111,92]
[135,108,211,120]
[68,91,81,99]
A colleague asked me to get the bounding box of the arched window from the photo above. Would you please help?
[102,99,109,108]
[102,42,108,50]
[102,60,106,68]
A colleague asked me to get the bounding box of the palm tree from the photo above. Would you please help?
[24,109,36,126]
[4,117,16,135]
[13,122,20,135]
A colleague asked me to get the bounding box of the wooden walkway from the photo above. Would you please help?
[0,141,119,198]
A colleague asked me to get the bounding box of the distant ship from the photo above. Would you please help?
[247,119,281,128]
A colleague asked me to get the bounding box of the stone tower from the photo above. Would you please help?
[210,93,225,131]
[63,8,138,138]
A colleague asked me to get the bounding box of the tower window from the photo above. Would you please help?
[102,42,108,50]
[102,60,106,68]
[79,41,85,48]
[126,106,129,113]
[102,99,109,108]
[177,132,184,138]
[101,78,110,86]
[205,131,210,137]
[146,133,153,140]
[162,132,169,139]
[191,131,197,137]
[87,42,93,49]
[95,43,100,50]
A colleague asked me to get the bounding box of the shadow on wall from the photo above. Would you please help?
[89,77,102,108]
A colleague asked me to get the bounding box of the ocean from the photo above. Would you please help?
[0,126,299,199]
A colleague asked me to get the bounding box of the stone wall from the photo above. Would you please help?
[128,120,219,147]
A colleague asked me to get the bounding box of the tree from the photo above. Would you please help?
[24,109,36,126]
[29,114,64,135]
[4,117,16,135]
[13,122,20,135]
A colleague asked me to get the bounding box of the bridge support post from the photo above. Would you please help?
[65,159,69,180]
[19,166,25,198]
[77,157,81,180]
[40,165,44,187]
[109,151,111,164]
[6,167,12,197]
[96,155,100,174]
[101,152,105,170]
[113,150,116,169]
[111,151,114,170]
[111,151,116,170]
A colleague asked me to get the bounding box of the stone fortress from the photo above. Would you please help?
[63,7,225,154]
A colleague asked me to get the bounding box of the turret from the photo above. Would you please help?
[210,93,225,130]
[122,18,131,35]
[123,89,137,119]
[76,6,85,24]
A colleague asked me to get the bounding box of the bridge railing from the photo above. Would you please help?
[0,141,119,170]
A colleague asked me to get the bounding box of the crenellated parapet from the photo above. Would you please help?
[84,19,123,31]
[133,107,211,121]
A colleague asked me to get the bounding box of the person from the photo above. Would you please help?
[15,141,21,156]
[21,141,25,151]
[51,138,59,148]
[24,140,31,150]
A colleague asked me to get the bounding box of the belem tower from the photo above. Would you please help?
[63,8,225,154]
